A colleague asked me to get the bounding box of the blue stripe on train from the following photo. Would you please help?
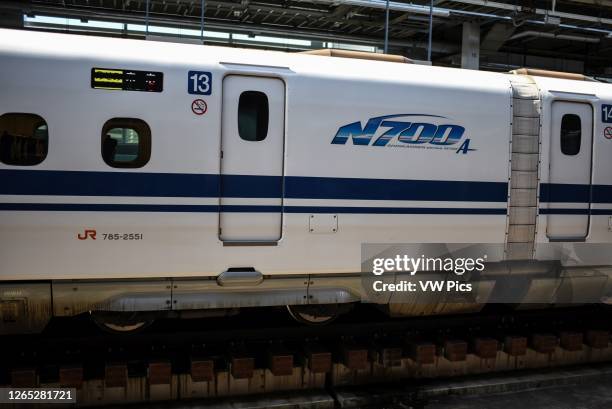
[0,203,507,214]
[0,169,508,202]
[539,208,612,215]
[540,183,612,204]
[3,203,611,214]
[3,170,612,204]
[283,176,506,202]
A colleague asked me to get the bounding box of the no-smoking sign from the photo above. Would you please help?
[605,126,612,140]
[191,99,207,115]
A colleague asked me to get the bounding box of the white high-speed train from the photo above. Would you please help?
[1,28,612,334]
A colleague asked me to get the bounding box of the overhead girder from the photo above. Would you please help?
[13,0,439,39]
[10,1,460,52]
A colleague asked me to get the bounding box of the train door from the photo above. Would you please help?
[547,101,593,240]
[219,75,285,242]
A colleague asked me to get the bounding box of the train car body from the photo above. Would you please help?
[1,29,612,333]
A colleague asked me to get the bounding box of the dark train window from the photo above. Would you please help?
[238,91,269,142]
[0,113,48,166]
[560,114,581,156]
[101,118,151,168]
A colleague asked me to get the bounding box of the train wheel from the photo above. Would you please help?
[90,312,154,334]
[287,304,340,325]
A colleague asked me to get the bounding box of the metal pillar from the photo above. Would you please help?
[461,21,480,70]
[427,0,433,61]
[384,0,390,53]
[145,0,149,37]
[200,0,205,43]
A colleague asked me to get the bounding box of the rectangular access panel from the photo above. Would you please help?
[219,75,285,242]
[546,101,593,240]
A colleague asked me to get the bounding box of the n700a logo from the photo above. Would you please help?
[331,114,475,154]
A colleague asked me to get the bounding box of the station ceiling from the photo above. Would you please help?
[1,0,611,76]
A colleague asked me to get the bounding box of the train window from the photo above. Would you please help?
[101,118,151,168]
[560,114,581,156]
[238,91,269,142]
[0,113,48,166]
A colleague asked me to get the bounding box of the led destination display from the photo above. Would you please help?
[91,68,163,92]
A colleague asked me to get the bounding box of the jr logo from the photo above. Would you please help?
[331,114,474,154]
[77,229,97,240]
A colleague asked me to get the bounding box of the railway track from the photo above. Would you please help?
[2,305,611,407]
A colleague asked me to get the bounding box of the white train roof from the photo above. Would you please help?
[0,27,610,99]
